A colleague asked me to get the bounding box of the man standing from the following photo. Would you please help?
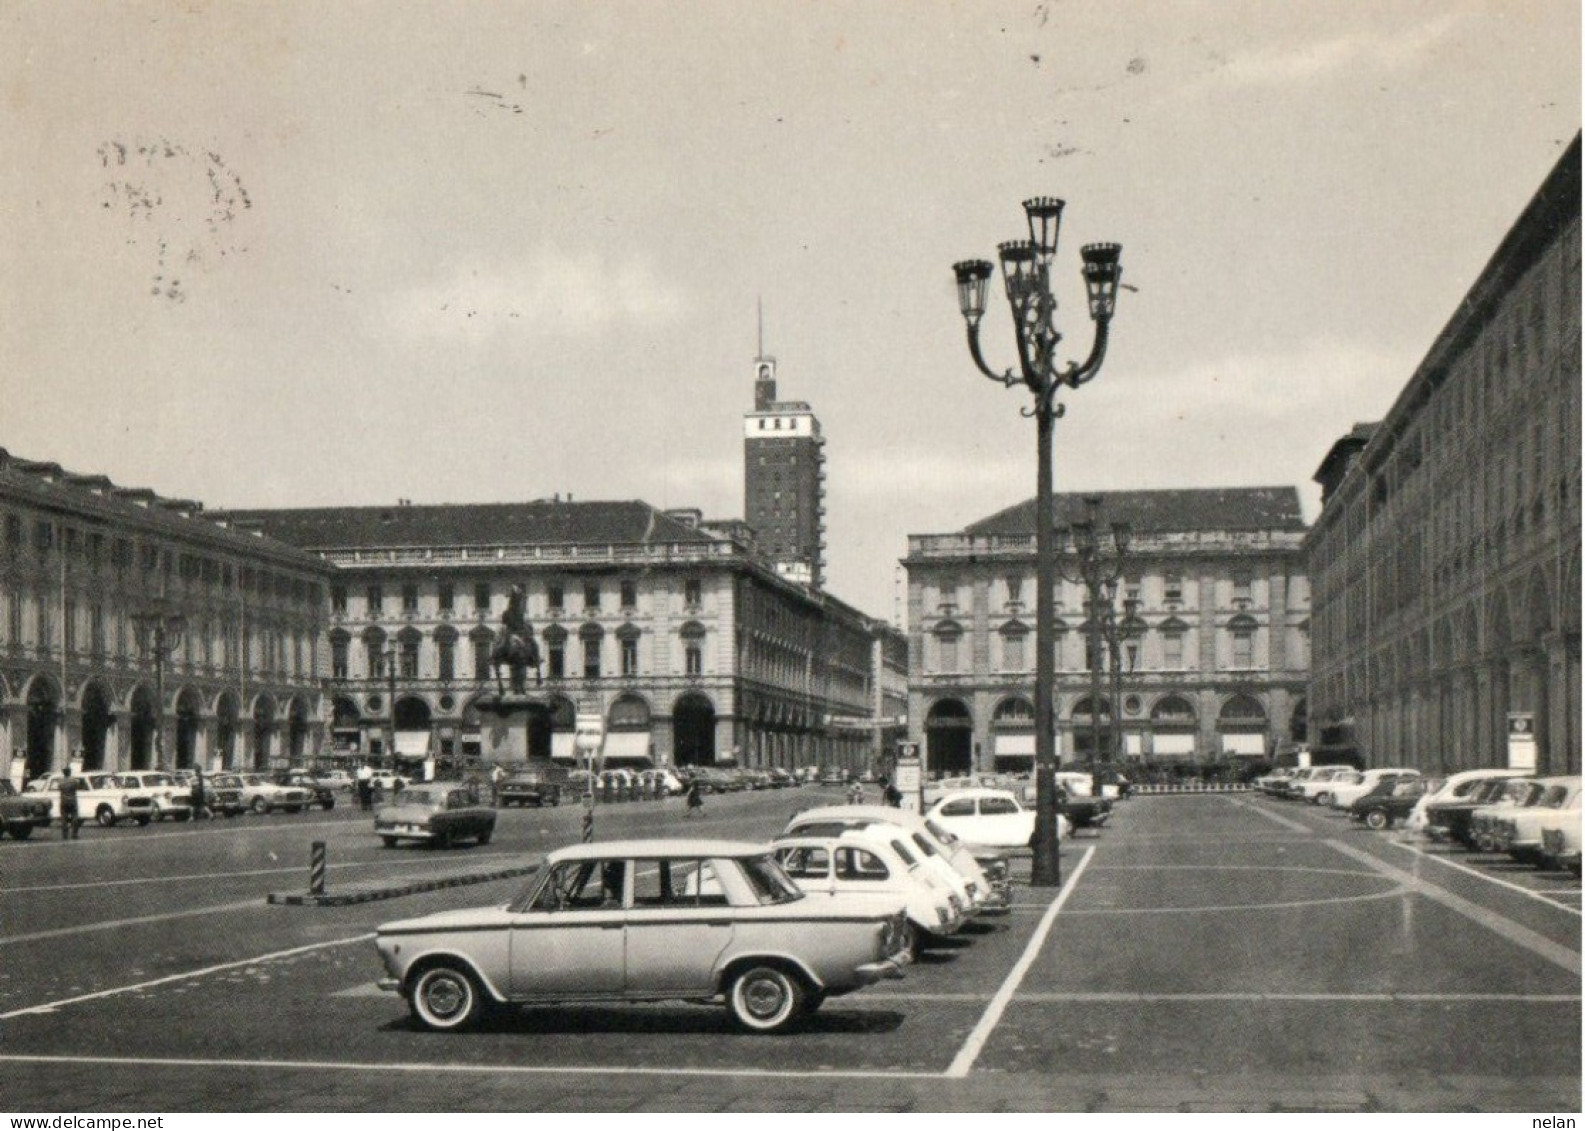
[356,762,373,811]
[57,770,82,840]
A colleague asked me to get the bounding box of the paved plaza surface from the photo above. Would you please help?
[0,787,1578,1112]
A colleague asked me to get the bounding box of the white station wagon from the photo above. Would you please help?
[375,839,911,1034]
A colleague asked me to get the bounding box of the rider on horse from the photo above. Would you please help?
[492,584,541,696]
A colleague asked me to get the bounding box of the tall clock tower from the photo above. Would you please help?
[743,339,825,589]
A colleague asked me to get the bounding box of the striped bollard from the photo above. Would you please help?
[309,841,327,896]
[581,805,594,843]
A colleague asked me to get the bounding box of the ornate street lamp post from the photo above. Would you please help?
[952,200,1123,887]
[131,601,186,771]
[1056,498,1131,795]
[382,646,398,765]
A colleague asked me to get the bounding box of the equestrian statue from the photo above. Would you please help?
[491,584,541,697]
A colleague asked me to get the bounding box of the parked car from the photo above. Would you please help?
[1289,765,1360,805]
[118,772,194,823]
[774,830,961,955]
[312,769,355,792]
[1255,767,1299,795]
[235,772,314,815]
[636,767,686,796]
[275,771,336,810]
[0,779,53,839]
[374,782,496,848]
[1053,772,1114,829]
[784,804,1012,915]
[766,768,797,789]
[1490,777,1582,866]
[204,772,249,817]
[818,767,848,787]
[498,770,563,807]
[27,772,145,827]
[687,767,737,794]
[1423,772,1531,846]
[1539,807,1583,875]
[1328,768,1422,812]
[1409,768,1528,836]
[374,838,911,1033]
[1349,777,1427,830]
[925,788,1039,850]
[1470,778,1549,852]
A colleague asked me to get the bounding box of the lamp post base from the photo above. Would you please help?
[1028,762,1064,888]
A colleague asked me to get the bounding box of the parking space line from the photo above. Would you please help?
[1383,837,1585,917]
[1012,991,1581,1003]
[1325,839,1580,976]
[0,1053,942,1081]
[0,934,373,1019]
[944,845,1096,1079]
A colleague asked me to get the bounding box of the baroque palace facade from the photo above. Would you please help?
[217,499,893,773]
[904,487,1310,776]
[1307,137,1582,776]
[0,451,331,783]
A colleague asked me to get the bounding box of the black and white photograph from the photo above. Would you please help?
[0,0,1579,1117]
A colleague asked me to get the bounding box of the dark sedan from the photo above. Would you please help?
[375,783,496,849]
[498,772,562,808]
[1349,778,1426,830]
[0,780,52,840]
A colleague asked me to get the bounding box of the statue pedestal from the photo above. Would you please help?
[475,695,552,762]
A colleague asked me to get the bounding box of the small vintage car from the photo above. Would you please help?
[374,839,910,1033]
[374,782,496,848]
[1349,777,1427,830]
[497,771,562,808]
[1490,776,1582,866]
[0,779,53,839]
[119,771,194,823]
[773,830,961,955]
[234,773,313,815]
[275,771,337,810]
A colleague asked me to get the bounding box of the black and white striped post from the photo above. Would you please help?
[309,840,327,896]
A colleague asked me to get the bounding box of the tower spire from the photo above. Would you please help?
[757,297,765,360]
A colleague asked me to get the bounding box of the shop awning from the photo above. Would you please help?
[1153,733,1196,757]
[551,732,577,762]
[602,732,653,765]
[394,731,431,756]
[993,733,1035,756]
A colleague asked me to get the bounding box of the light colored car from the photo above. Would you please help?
[374,783,496,849]
[636,768,686,796]
[783,804,1012,915]
[1327,768,1422,811]
[1408,768,1530,835]
[374,838,911,1033]
[774,830,962,954]
[1290,765,1359,805]
[118,771,194,823]
[1539,807,1583,875]
[235,772,313,815]
[1466,777,1544,851]
[925,787,1039,850]
[1491,777,1582,866]
[27,772,144,827]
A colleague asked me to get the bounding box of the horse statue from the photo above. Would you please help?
[491,584,541,697]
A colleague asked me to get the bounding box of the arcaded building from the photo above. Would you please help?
[217,498,885,774]
[0,451,331,783]
[1307,137,1582,775]
[904,487,1310,776]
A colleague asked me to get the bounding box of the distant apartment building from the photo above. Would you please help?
[0,451,331,783]
[1307,137,1582,775]
[904,488,1310,775]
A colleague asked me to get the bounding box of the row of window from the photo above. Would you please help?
[330,631,706,683]
[330,578,706,618]
[924,622,1309,673]
[1,513,322,609]
[927,571,1306,614]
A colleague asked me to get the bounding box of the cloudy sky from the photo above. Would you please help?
[3,1,1578,619]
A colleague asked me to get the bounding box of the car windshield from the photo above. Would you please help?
[1540,785,1575,808]
[400,788,445,806]
[737,854,804,905]
[923,818,960,846]
[214,775,242,787]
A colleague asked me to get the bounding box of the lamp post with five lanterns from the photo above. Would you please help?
[951,198,1123,888]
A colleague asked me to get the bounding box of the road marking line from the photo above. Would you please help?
[0,1053,943,1081]
[0,935,373,1019]
[1010,991,1581,1003]
[0,900,267,947]
[944,845,1095,1079]
[1383,837,1585,917]
[1325,839,1580,976]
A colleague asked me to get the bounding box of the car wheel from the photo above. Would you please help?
[728,964,806,1034]
[8,824,32,840]
[1364,808,1390,831]
[1315,792,1331,807]
[252,797,270,815]
[381,836,398,848]
[96,806,117,828]
[408,963,484,1032]
[475,829,492,846]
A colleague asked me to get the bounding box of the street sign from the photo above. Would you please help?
[894,756,922,814]
[1507,712,1537,772]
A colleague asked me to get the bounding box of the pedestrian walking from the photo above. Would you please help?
[356,763,373,811]
[847,779,864,806]
[57,770,82,840]
[684,778,704,818]
[883,778,903,808]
